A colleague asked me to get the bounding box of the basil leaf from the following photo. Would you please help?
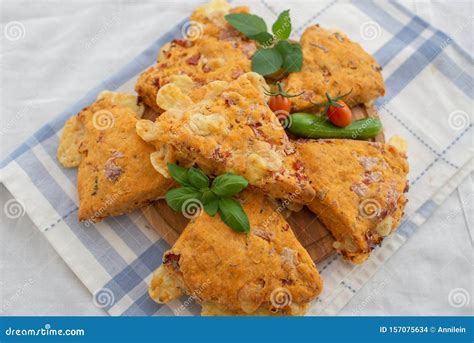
[272,10,291,40]
[225,13,268,39]
[201,189,215,203]
[167,163,189,186]
[187,167,209,189]
[201,189,218,216]
[251,47,283,76]
[211,173,248,197]
[251,32,274,46]
[165,187,201,212]
[275,40,303,72]
[218,198,250,233]
[204,198,219,217]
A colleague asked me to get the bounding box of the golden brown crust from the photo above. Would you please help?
[57,92,146,169]
[149,266,183,304]
[149,189,323,316]
[136,72,315,204]
[134,35,255,113]
[57,116,84,168]
[136,67,163,114]
[190,0,249,41]
[284,25,385,111]
[295,139,409,264]
[76,98,174,222]
[97,91,145,118]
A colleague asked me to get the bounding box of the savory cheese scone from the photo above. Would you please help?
[190,0,250,40]
[74,97,173,222]
[57,116,85,168]
[136,72,315,204]
[149,189,323,316]
[135,35,255,113]
[57,91,144,168]
[284,25,385,111]
[295,139,409,264]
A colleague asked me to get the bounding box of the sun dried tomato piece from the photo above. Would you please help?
[292,160,304,171]
[211,147,232,162]
[231,68,243,79]
[253,228,274,242]
[152,77,160,88]
[163,252,181,272]
[186,53,201,65]
[172,39,188,47]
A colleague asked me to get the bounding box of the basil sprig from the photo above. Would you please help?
[225,10,302,76]
[165,163,250,233]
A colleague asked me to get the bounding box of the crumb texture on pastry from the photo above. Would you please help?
[149,266,183,304]
[76,98,173,222]
[57,92,144,168]
[136,72,315,204]
[57,116,84,168]
[97,91,145,118]
[296,139,409,264]
[149,189,323,316]
[135,34,255,113]
[283,25,385,111]
[190,0,250,41]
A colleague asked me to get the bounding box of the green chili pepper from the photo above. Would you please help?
[288,113,383,140]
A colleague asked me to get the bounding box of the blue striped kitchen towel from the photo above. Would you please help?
[1,0,472,316]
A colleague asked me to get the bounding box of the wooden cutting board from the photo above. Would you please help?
[142,105,384,263]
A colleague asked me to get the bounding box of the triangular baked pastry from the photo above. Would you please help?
[149,189,323,315]
[295,139,409,264]
[136,72,315,204]
[68,96,173,222]
[135,35,255,113]
[283,25,385,111]
[190,0,250,41]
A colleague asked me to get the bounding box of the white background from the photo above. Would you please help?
[0,0,472,315]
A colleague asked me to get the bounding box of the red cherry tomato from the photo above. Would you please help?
[268,95,291,115]
[327,100,352,127]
